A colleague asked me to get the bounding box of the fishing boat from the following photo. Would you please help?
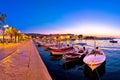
[50,46,73,56]
[50,36,74,56]
[83,47,106,71]
[63,46,87,62]
[50,42,73,56]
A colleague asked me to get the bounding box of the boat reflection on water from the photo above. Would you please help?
[44,46,51,51]
[62,58,84,70]
[84,61,106,80]
[50,55,62,61]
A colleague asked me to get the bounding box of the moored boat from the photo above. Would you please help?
[63,46,88,62]
[50,38,74,56]
[50,46,73,56]
[83,47,106,71]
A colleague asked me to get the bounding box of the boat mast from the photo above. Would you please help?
[57,36,60,49]
[94,39,96,49]
[94,37,97,56]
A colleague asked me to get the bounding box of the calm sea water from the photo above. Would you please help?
[36,39,120,80]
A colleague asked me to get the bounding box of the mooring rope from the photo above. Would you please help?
[95,69,101,80]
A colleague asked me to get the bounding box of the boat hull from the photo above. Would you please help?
[63,53,81,62]
[63,49,87,62]
[50,47,73,56]
[83,54,106,71]
[87,63,102,71]
[51,51,65,56]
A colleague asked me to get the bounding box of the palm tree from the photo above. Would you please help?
[4,27,20,43]
[4,27,14,42]
[13,28,19,42]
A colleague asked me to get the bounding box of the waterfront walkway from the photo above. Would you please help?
[0,39,51,80]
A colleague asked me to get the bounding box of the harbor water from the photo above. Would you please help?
[36,39,120,80]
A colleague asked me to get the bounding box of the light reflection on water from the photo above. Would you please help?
[74,39,120,50]
[37,39,120,80]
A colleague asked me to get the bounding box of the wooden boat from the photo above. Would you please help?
[63,46,87,62]
[83,48,106,71]
[50,39,73,56]
[50,47,73,56]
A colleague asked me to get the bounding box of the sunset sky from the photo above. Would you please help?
[0,0,120,37]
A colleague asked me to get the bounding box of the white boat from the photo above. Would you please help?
[83,48,106,71]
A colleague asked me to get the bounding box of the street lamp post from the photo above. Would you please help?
[3,24,9,44]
